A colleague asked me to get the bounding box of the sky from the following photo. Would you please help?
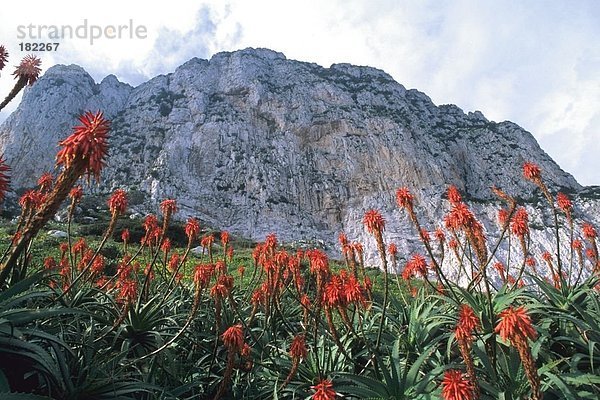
[0,0,598,185]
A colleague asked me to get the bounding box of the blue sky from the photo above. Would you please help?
[1,0,598,185]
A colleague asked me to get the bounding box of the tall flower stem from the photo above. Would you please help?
[0,165,81,286]
[373,230,388,351]
[0,55,42,111]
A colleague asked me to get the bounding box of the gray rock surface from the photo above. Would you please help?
[0,48,596,273]
[47,230,68,239]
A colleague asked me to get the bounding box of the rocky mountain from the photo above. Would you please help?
[0,47,597,270]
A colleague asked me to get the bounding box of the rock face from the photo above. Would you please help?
[0,48,594,268]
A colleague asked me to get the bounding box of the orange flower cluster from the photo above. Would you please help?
[556,192,572,215]
[56,111,110,181]
[453,304,481,398]
[108,189,128,215]
[311,379,336,400]
[455,304,480,341]
[185,217,201,242]
[160,199,177,216]
[14,55,42,85]
[142,214,161,246]
[323,270,366,308]
[441,370,474,400]
[201,234,214,249]
[402,253,428,280]
[363,209,385,234]
[69,186,83,201]
[37,172,53,193]
[222,324,245,353]
[193,263,214,289]
[511,207,529,238]
[289,334,308,360]
[443,190,487,265]
[495,306,537,343]
[447,185,462,205]
[583,223,597,240]
[396,187,414,209]
[221,231,230,246]
[495,306,541,400]
[522,162,542,182]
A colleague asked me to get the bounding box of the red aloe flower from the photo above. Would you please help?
[435,227,446,242]
[445,203,476,231]
[118,279,137,303]
[56,111,110,181]
[193,263,214,288]
[441,370,474,400]
[142,214,160,242]
[511,207,529,238]
[201,234,214,248]
[495,306,537,343]
[541,251,552,262]
[447,185,462,205]
[583,223,597,239]
[403,253,428,280]
[523,162,542,182]
[265,233,278,250]
[14,55,42,85]
[387,243,399,276]
[353,242,363,254]
[586,248,596,260]
[344,274,366,306]
[222,324,244,353]
[69,186,83,201]
[420,228,431,243]
[91,254,105,274]
[107,189,128,215]
[289,334,308,359]
[494,262,506,281]
[37,172,53,192]
[311,379,336,400]
[44,256,57,270]
[497,208,509,226]
[556,192,572,214]
[495,306,541,399]
[215,260,227,275]
[0,157,10,201]
[185,217,200,242]
[221,231,230,246]
[388,243,398,257]
[0,46,8,70]
[19,190,43,210]
[323,274,345,308]
[162,238,172,255]
[307,249,330,276]
[363,209,385,234]
[454,305,481,399]
[396,187,414,209]
[160,198,177,216]
[1,55,42,112]
[73,237,88,256]
[338,232,348,247]
[121,229,130,243]
[455,304,480,341]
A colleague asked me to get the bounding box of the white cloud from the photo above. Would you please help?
[1,0,598,185]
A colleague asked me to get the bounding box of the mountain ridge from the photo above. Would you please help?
[0,47,593,267]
